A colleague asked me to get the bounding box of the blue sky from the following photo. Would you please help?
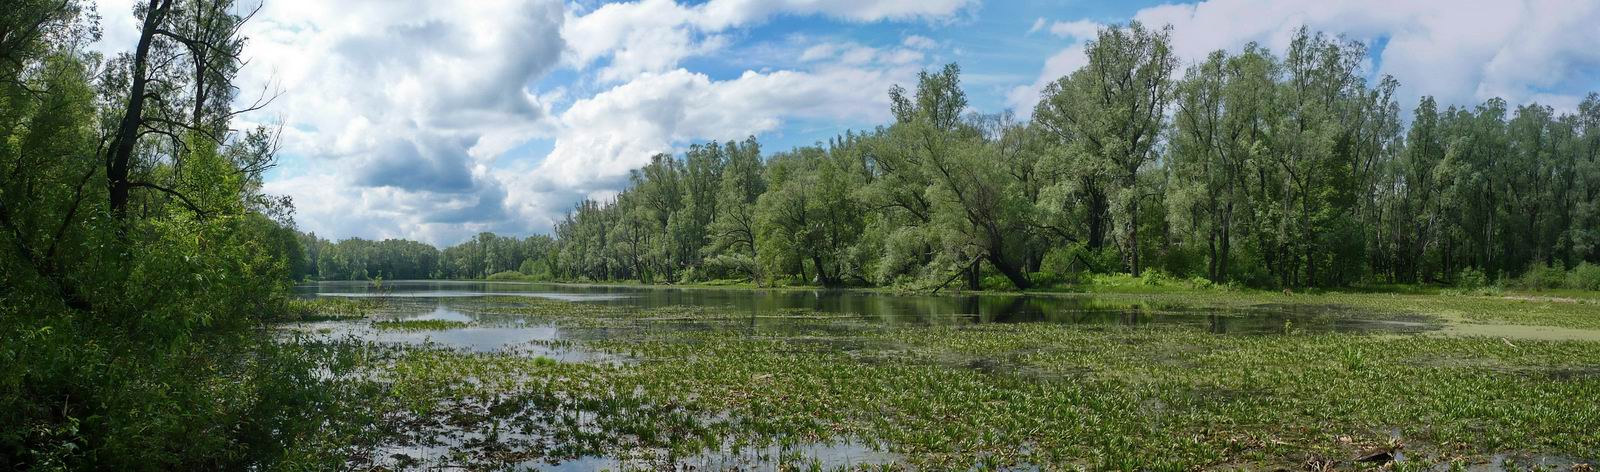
[90,0,1600,245]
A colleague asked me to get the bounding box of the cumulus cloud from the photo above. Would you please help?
[540,65,909,183]
[1009,0,1600,113]
[226,0,567,244]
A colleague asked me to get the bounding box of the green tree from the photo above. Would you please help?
[1033,21,1176,276]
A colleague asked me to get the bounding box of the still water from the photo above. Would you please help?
[295,280,1433,344]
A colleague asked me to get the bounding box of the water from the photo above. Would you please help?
[296,280,1434,335]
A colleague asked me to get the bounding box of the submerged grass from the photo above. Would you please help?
[371,319,470,331]
[297,295,1600,470]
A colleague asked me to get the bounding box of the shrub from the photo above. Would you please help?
[1139,269,1174,286]
[1158,246,1206,279]
[1568,263,1600,291]
[677,266,707,284]
[1042,244,1119,276]
[1454,268,1489,290]
[1027,271,1076,288]
[1515,264,1566,291]
[486,271,527,281]
[702,254,759,281]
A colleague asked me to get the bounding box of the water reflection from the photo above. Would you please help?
[296,281,1435,335]
[283,299,604,361]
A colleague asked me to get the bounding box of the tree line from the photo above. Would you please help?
[295,24,1600,291]
[293,231,556,280]
[405,24,1600,290]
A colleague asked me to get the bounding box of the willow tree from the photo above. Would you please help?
[707,137,764,279]
[881,64,1036,289]
[1033,21,1176,276]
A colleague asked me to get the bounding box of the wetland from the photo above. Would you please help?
[282,281,1600,470]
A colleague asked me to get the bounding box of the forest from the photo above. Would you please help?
[304,24,1600,291]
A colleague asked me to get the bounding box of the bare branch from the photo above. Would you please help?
[129,180,208,218]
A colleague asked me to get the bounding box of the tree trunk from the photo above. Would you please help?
[1086,186,1109,250]
[1127,195,1141,276]
[1218,200,1232,282]
[1207,231,1218,282]
[108,0,168,218]
[986,253,1031,290]
[966,260,980,291]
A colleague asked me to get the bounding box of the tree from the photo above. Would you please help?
[882,64,1037,289]
[705,137,765,280]
[1033,21,1176,276]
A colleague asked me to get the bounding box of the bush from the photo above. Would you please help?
[1139,269,1174,286]
[703,254,759,281]
[1158,246,1207,279]
[1568,263,1600,291]
[1027,271,1079,288]
[1454,268,1490,290]
[677,266,707,284]
[1515,264,1567,291]
[1042,244,1118,276]
[486,270,528,281]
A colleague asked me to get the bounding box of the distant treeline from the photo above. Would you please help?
[293,232,556,281]
[304,24,1600,290]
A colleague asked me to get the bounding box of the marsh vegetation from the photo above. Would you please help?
[268,282,1600,470]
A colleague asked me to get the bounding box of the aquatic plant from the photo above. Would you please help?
[294,294,1600,469]
[372,319,470,331]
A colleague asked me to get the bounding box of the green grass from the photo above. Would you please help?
[287,295,1600,470]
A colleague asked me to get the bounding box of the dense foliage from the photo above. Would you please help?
[528,25,1600,290]
[1,1,369,468]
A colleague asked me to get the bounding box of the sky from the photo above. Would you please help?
[90,0,1600,246]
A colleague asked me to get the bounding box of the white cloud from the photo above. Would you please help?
[1011,0,1600,113]
[799,41,924,65]
[1005,43,1088,114]
[1047,19,1101,41]
[562,0,973,82]
[534,62,916,200]
[244,0,949,242]
[242,0,564,158]
[902,34,937,50]
[208,0,567,244]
